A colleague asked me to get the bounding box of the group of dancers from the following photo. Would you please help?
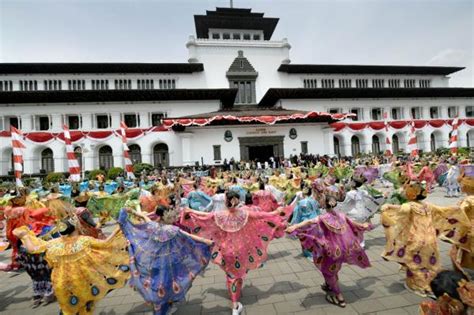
[0,155,472,314]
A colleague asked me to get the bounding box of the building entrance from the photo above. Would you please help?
[238,136,284,162]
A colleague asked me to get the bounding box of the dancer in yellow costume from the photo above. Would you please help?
[13,217,130,315]
[450,166,474,274]
[381,181,470,297]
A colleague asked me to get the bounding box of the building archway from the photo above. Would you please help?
[128,144,142,164]
[98,145,114,169]
[467,129,474,148]
[372,135,381,155]
[351,135,361,157]
[430,131,444,152]
[333,136,341,157]
[153,143,169,168]
[392,134,400,154]
[41,148,54,173]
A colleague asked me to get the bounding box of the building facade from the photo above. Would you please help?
[0,7,473,175]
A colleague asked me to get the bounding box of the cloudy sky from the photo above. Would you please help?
[1,0,472,86]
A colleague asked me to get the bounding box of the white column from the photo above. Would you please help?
[21,114,33,132]
[139,112,148,128]
[322,127,334,155]
[341,132,352,156]
[110,112,121,129]
[82,113,93,130]
[51,113,62,132]
[23,148,36,174]
[181,133,194,165]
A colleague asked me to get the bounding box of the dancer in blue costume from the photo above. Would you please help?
[118,206,212,315]
[290,187,321,259]
[187,183,212,211]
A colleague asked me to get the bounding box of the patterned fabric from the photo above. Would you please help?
[381,202,470,294]
[118,209,211,314]
[86,194,128,220]
[337,189,384,223]
[450,196,474,273]
[16,226,130,315]
[433,163,449,185]
[292,211,371,294]
[187,191,212,211]
[17,247,53,299]
[179,207,287,279]
[290,197,320,225]
[252,190,279,212]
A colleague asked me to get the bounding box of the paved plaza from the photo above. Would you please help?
[0,188,462,315]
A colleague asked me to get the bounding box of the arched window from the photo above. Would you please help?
[333,136,341,157]
[351,136,361,157]
[392,134,400,154]
[153,143,169,168]
[98,146,113,170]
[431,133,436,152]
[128,144,142,164]
[372,135,380,154]
[41,148,54,173]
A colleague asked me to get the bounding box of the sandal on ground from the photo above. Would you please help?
[325,293,346,308]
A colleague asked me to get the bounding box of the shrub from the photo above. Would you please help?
[107,167,124,180]
[88,169,106,180]
[44,172,65,183]
[133,163,154,175]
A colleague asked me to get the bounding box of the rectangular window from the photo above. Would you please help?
[388,79,400,88]
[233,33,241,40]
[350,108,362,121]
[19,80,38,91]
[38,116,50,131]
[411,107,421,119]
[466,106,474,118]
[356,79,368,88]
[371,108,382,120]
[212,33,220,39]
[124,114,138,128]
[448,106,458,118]
[91,80,109,90]
[223,33,230,39]
[253,34,261,40]
[404,79,416,88]
[301,141,308,154]
[430,106,439,119]
[322,79,335,88]
[67,115,80,130]
[213,145,221,161]
[96,114,110,129]
[338,79,352,88]
[419,79,431,88]
[329,108,341,114]
[0,80,13,91]
[243,34,251,40]
[304,79,317,88]
[391,107,403,120]
[372,79,384,88]
[44,80,62,90]
[9,117,19,129]
[151,113,165,126]
[233,80,255,104]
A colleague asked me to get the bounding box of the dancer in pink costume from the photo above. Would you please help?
[417,161,435,192]
[252,181,280,212]
[180,190,289,315]
[286,195,372,308]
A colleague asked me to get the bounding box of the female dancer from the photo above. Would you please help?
[118,206,212,314]
[180,191,288,315]
[286,195,372,308]
[13,216,130,315]
[252,181,279,212]
[381,181,470,297]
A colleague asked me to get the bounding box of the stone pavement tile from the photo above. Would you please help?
[274,299,306,313]
[174,303,202,315]
[399,292,426,305]
[244,303,276,315]
[377,295,413,309]
[300,293,328,309]
[282,288,310,301]
[128,302,153,314]
[257,292,285,305]
[239,294,258,306]
[96,303,136,314]
[375,309,409,315]
[317,304,358,315]
[201,299,230,313]
[249,276,276,286]
[351,298,388,313]
[403,305,420,315]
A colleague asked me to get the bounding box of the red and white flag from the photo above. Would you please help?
[383,111,392,156]
[63,125,81,182]
[10,127,25,188]
[120,122,135,180]
[449,117,459,154]
[407,121,418,157]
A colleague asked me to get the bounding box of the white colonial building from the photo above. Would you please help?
[0,7,473,175]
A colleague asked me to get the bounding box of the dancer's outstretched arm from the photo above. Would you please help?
[286,218,316,233]
[180,230,214,246]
